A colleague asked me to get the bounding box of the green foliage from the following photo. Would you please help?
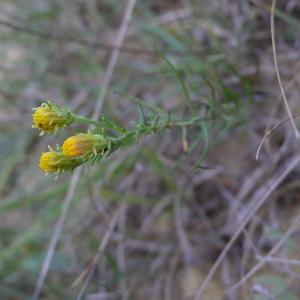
[2,1,299,299]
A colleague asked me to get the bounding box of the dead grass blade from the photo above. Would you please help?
[270,0,300,139]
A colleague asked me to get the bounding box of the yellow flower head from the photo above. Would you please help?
[32,102,73,134]
[39,151,82,173]
[62,133,107,157]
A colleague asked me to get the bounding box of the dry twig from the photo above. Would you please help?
[270,0,299,139]
[33,0,137,297]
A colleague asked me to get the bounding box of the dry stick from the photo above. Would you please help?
[32,0,136,297]
[117,203,128,298]
[140,196,172,234]
[227,215,300,292]
[256,112,300,160]
[92,0,136,119]
[164,251,181,300]
[256,256,300,268]
[174,194,192,263]
[193,153,300,300]
[271,0,300,139]
[76,205,126,300]
[32,167,82,300]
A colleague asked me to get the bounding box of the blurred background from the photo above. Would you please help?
[1,0,300,299]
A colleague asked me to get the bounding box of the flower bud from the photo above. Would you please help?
[32,102,73,134]
[39,151,83,173]
[62,133,108,157]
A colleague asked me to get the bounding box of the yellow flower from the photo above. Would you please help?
[32,102,73,134]
[39,151,82,173]
[62,133,107,157]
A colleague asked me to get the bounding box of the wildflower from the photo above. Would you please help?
[62,133,108,157]
[39,151,83,173]
[32,102,74,134]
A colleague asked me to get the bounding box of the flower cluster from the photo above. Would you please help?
[33,102,112,174]
[32,98,215,176]
[33,101,168,175]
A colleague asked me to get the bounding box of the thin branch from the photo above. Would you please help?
[32,167,82,299]
[75,205,126,300]
[174,194,192,263]
[0,18,202,57]
[164,251,181,300]
[256,255,300,268]
[92,0,136,119]
[270,0,300,138]
[117,204,128,297]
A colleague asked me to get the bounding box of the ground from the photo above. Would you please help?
[0,1,300,299]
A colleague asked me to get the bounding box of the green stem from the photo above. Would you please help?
[71,114,105,126]
[161,116,206,128]
[113,116,207,143]
[71,114,125,133]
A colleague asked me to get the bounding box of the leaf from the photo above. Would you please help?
[155,47,195,114]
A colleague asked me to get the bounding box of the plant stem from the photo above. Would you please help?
[71,114,125,133]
